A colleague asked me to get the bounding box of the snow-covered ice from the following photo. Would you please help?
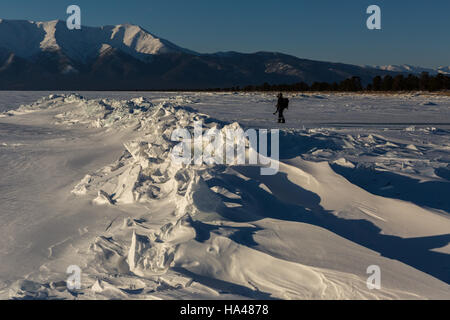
[0,91,449,299]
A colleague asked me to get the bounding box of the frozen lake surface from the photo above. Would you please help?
[0,92,449,299]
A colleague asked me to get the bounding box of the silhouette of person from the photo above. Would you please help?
[274,93,288,123]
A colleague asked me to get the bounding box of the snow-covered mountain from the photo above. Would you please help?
[438,66,450,74]
[0,19,399,90]
[0,19,195,62]
[373,64,450,76]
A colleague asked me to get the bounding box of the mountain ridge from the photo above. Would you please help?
[0,19,420,90]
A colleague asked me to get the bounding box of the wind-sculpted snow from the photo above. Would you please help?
[1,93,449,300]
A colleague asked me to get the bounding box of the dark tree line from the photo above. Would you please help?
[214,73,450,92]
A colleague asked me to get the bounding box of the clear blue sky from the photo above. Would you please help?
[0,0,448,68]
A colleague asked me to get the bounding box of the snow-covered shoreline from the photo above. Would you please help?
[0,92,448,299]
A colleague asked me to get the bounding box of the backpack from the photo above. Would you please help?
[281,97,289,109]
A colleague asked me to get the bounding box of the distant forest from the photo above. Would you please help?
[214,73,450,92]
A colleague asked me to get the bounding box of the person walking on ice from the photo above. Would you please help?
[274,93,289,123]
